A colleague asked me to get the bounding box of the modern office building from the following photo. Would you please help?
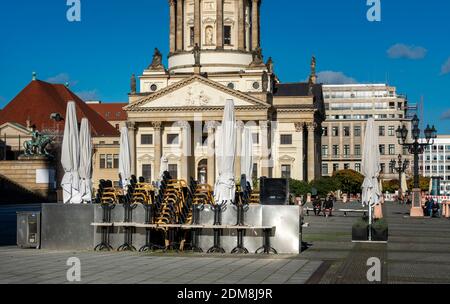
[321,84,413,180]
[420,135,450,195]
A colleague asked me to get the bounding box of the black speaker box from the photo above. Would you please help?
[259,178,289,205]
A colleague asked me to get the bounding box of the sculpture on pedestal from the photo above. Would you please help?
[23,128,54,158]
[149,48,165,70]
[193,43,201,66]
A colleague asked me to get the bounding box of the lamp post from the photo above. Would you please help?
[390,154,409,200]
[396,115,437,217]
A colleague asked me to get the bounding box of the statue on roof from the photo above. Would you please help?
[193,43,201,66]
[250,47,264,67]
[149,48,165,70]
[130,74,136,94]
[266,57,274,74]
[309,55,317,85]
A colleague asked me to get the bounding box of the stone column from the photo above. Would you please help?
[295,122,304,181]
[194,0,201,46]
[216,0,224,49]
[260,120,270,177]
[169,0,176,53]
[176,0,184,51]
[307,123,316,182]
[238,0,245,51]
[251,0,259,50]
[235,121,244,178]
[127,122,137,176]
[206,121,217,186]
[153,122,163,179]
[180,122,191,182]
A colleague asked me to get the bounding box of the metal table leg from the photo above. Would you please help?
[94,203,114,251]
[256,229,277,255]
[231,229,249,254]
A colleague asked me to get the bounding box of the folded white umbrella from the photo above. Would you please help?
[79,118,93,203]
[214,99,236,206]
[61,101,82,204]
[401,172,409,194]
[361,118,381,207]
[119,127,131,191]
[361,118,381,240]
[241,126,254,188]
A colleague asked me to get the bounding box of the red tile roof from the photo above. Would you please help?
[0,80,119,137]
[87,103,128,121]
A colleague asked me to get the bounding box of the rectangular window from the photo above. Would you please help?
[343,126,350,137]
[380,163,386,174]
[388,126,395,136]
[322,164,329,176]
[106,154,113,169]
[224,26,232,45]
[332,127,339,137]
[281,165,291,179]
[333,164,339,173]
[168,164,178,179]
[113,154,119,169]
[142,165,152,183]
[379,126,385,136]
[389,144,396,155]
[167,134,179,145]
[354,126,361,137]
[141,134,153,145]
[343,145,350,157]
[322,145,329,156]
[355,163,361,173]
[379,145,385,155]
[333,145,340,157]
[344,163,350,170]
[355,145,361,156]
[280,134,293,145]
[100,154,106,169]
[322,127,328,136]
[252,163,258,179]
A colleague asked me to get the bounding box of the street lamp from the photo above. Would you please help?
[396,115,437,216]
[390,154,409,199]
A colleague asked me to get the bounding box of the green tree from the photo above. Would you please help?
[383,179,400,193]
[310,177,340,196]
[289,179,311,197]
[408,176,431,192]
[333,169,364,194]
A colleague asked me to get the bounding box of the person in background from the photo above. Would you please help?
[430,199,440,218]
[324,194,334,217]
[312,196,322,216]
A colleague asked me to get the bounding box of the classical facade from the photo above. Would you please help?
[124,0,325,185]
[321,84,413,180]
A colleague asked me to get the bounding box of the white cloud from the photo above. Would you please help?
[441,109,450,120]
[441,57,450,75]
[46,73,79,86]
[387,43,427,60]
[316,71,358,84]
[75,90,99,101]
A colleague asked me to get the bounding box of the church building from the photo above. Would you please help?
[124,0,325,185]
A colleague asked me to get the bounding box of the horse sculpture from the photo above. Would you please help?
[23,131,54,158]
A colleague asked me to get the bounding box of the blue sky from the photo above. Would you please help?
[0,0,449,133]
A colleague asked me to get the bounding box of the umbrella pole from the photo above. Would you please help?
[369,205,373,242]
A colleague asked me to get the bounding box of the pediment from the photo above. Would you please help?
[126,75,269,111]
